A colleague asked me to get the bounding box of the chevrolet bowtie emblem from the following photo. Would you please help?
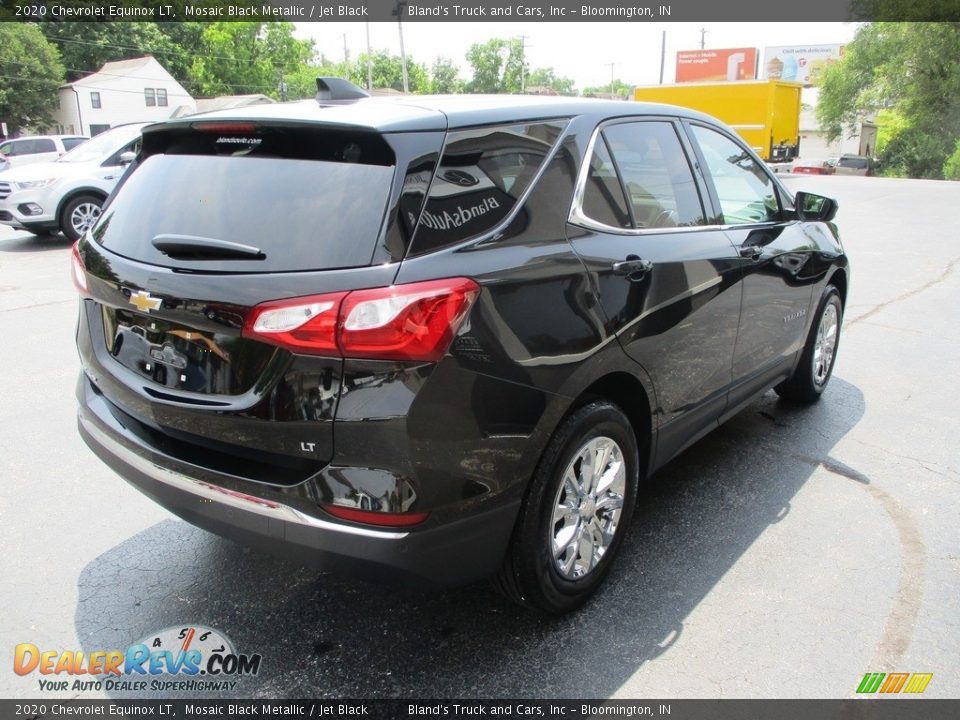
[129,290,162,313]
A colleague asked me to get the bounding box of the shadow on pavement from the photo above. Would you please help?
[75,377,865,699]
[0,232,70,253]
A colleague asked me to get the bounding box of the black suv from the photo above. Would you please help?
[75,82,848,613]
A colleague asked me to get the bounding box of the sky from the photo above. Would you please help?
[294,22,858,90]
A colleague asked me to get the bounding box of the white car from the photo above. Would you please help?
[0,135,88,169]
[0,124,146,241]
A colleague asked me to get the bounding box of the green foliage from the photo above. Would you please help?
[284,60,347,100]
[943,139,960,180]
[0,24,65,134]
[850,0,960,21]
[817,22,960,178]
[41,22,202,84]
[465,38,527,94]
[582,79,633,99]
[344,51,429,94]
[190,22,314,99]
[430,58,462,94]
[526,68,577,96]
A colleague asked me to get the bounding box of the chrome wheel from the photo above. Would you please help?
[70,202,101,236]
[812,302,839,386]
[550,436,626,580]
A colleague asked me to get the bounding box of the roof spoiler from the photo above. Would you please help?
[315,77,369,104]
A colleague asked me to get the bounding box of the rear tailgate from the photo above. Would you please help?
[75,120,430,485]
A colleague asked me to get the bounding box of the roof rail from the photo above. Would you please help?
[315,77,370,104]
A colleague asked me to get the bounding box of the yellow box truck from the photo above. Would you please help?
[631,80,803,162]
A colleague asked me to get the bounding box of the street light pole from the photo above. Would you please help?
[365,22,373,92]
[518,35,528,94]
[395,1,410,94]
[606,62,615,99]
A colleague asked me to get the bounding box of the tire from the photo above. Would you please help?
[775,285,843,403]
[493,401,640,614]
[59,194,103,243]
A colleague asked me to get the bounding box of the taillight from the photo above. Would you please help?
[71,242,88,294]
[243,278,479,362]
[321,503,429,527]
[242,291,347,355]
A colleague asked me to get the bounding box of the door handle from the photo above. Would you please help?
[739,245,763,260]
[612,255,653,280]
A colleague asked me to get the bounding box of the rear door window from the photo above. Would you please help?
[92,125,396,273]
[602,121,706,229]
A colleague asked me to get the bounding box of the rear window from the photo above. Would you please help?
[92,126,395,273]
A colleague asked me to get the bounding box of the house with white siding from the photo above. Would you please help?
[52,56,195,137]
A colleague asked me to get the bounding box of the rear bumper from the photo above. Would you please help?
[77,376,519,588]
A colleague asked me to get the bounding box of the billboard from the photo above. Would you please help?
[676,48,758,83]
[762,44,845,86]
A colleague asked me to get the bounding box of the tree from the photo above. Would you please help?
[284,60,348,100]
[40,22,195,84]
[817,22,960,178]
[344,51,428,94]
[527,68,577,96]
[465,38,527,94]
[0,24,65,134]
[189,22,314,99]
[582,79,633,99]
[430,57,462,94]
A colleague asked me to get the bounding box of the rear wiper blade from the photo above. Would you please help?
[152,235,265,260]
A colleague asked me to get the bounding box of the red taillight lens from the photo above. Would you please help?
[339,278,479,362]
[242,291,347,355]
[71,242,88,294]
[243,278,479,362]
[321,503,429,527]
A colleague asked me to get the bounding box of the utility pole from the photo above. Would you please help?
[699,28,708,50]
[365,22,373,92]
[342,33,350,80]
[517,35,528,94]
[659,30,666,84]
[394,1,410,94]
[606,62,615,99]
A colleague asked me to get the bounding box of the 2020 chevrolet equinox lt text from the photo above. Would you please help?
[74,81,848,614]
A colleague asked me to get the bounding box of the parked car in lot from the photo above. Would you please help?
[0,124,146,241]
[0,152,9,173]
[834,154,874,176]
[791,158,836,175]
[0,135,87,168]
[74,83,848,613]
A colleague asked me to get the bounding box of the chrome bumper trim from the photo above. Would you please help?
[79,411,409,541]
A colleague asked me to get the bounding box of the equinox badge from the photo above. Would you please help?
[128,290,162,314]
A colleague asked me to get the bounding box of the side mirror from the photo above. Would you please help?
[118,151,137,165]
[795,191,838,222]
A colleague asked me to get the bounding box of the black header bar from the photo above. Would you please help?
[2,0,958,23]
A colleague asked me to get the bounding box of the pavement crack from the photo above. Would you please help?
[846,256,959,327]
[817,455,927,673]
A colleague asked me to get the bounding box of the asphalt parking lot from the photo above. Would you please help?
[1,175,957,700]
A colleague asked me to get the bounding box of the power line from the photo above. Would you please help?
[41,33,303,71]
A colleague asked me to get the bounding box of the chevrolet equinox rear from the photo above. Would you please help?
[76,83,848,614]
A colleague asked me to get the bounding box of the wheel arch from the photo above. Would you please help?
[56,187,109,227]
[567,371,655,479]
[827,267,848,308]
